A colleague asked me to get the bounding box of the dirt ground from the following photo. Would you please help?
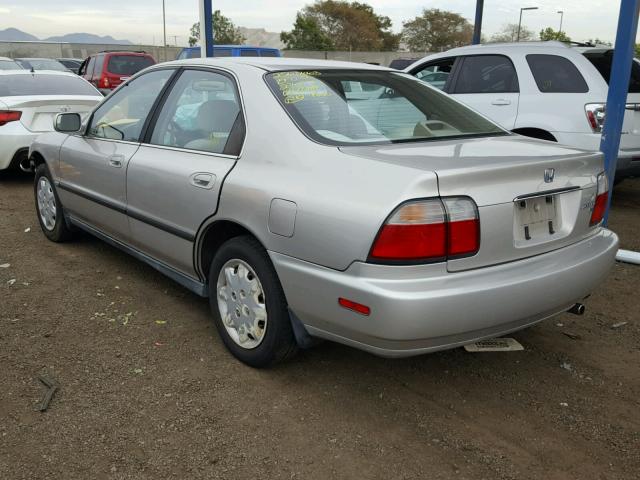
[1,172,639,480]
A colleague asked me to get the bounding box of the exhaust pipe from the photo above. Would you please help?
[19,156,34,173]
[567,303,585,316]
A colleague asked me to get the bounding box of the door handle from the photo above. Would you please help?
[190,173,215,190]
[491,99,511,106]
[108,155,124,168]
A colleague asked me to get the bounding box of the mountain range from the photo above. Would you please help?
[0,27,132,44]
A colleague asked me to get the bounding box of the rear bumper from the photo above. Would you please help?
[271,229,618,358]
[0,124,36,170]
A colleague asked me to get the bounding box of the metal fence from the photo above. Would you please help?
[0,41,431,67]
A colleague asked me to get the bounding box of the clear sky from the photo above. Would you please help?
[0,0,629,46]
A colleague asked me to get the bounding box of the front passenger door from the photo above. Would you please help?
[57,68,175,241]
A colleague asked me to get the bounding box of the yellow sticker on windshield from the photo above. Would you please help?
[273,71,329,104]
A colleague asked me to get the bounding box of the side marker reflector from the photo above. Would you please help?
[338,297,371,316]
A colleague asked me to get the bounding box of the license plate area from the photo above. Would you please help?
[514,195,559,244]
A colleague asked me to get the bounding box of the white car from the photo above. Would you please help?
[0,57,23,70]
[405,41,640,181]
[0,70,102,172]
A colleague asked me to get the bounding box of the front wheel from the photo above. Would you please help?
[208,236,298,367]
[34,163,74,242]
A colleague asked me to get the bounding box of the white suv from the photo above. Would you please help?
[405,41,640,181]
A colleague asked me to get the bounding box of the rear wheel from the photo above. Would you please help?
[34,163,74,242]
[208,236,298,367]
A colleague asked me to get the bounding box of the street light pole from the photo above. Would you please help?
[517,6,539,41]
[558,10,564,33]
[162,0,167,61]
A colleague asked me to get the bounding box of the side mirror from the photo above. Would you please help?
[54,113,82,133]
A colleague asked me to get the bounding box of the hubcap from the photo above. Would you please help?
[216,259,267,349]
[36,177,57,231]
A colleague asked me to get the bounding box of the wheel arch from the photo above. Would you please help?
[511,127,557,142]
[195,219,269,282]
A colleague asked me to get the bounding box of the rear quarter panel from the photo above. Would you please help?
[207,66,440,271]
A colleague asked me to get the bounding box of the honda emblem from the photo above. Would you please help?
[544,168,555,183]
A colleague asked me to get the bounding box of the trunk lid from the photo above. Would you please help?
[2,96,99,132]
[340,135,604,271]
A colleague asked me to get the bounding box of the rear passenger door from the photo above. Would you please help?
[449,55,520,129]
[125,68,244,277]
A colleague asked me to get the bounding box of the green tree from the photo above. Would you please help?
[401,9,473,52]
[539,27,571,42]
[281,13,334,50]
[189,10,245,46]
[588,38,612,46]
[489,23,534,43]
[281,1,400,51]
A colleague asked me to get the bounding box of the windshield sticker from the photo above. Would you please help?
[273,71,330,104]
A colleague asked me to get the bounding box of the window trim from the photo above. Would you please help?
[449,54,520,94]
[140,66,247,158]
[526,53,590,94]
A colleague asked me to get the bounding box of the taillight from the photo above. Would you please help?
[99,75,110,89]
[585,104,605,133]
[369,197,480,263]
[590,172,609,226]
[0,110,22,126]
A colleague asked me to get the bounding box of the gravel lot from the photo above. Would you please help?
[1,172,639,480]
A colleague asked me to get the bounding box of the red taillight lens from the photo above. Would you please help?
[0,110,22,126]
[369,197,480,263]
[442,197,480,257]
[590,172,609,226]
[370,199,447,261]
[585,104,605,133]
[99,75,110,89]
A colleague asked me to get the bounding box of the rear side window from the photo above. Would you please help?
[240,49,259,57]
[149,69,243,155]
[583,51,640,93]
[0,74,99,96]
[453,55,519,94]
[526,54,589,93]
[93,55,104,77]
[106,55,154,75]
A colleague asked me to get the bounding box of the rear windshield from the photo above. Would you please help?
[583,51,640,93]
[0,74,99,96]
[106,55,155,75]
[0,60,22,70]
[18,59,68,71]
[266,70,505,146]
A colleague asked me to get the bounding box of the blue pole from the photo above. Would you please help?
[203,0,214,57]
[601,0,640,223]
[472,0,484,45]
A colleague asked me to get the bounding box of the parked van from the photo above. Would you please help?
[177,46,281,60]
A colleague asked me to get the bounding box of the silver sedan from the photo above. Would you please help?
[30,58,618,367]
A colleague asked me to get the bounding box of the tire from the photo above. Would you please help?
[34,163,74,242]
[208,235,298,367]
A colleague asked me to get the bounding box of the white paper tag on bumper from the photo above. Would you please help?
[464,338,524,352]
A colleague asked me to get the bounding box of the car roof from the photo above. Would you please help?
[185,45,279,50]
[0,56,18,61]
[0,69,79,77]
[15,57,61,60]
[165,57,392,72]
